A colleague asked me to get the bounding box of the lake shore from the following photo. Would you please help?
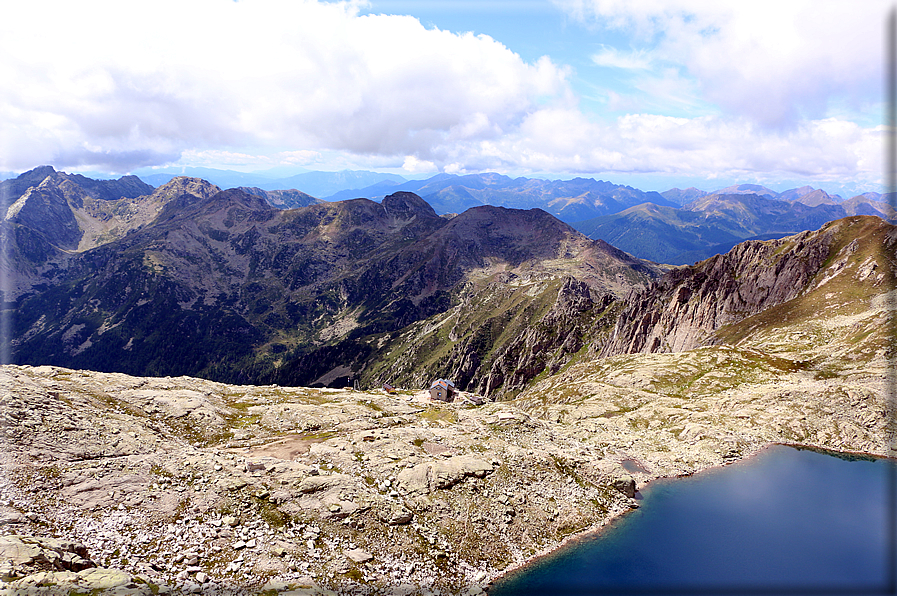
[487,441,896,595]
[485,439,896,592]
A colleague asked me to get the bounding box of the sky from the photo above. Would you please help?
[0,0,890,195]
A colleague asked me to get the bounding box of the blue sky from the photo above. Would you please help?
[0,0,888,195]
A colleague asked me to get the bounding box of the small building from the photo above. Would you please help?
[429,379,456,402]
[382,382,396,394]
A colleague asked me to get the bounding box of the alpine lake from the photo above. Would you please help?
[490,444,895,596]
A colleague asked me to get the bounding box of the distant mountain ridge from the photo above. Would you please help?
[236,187,321,210]
[573,191,895,265]
[4,166,890,269]
[326,173,677,224]
[137,167,409,199]
[258,170,407,197]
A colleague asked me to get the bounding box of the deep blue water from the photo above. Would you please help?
[491,445,896,596]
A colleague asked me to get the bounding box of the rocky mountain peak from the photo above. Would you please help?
[792,188,838,207]
[0,166,57,207]
[153,176,221,201]
[5,177,82,251]
[12,165,57,191]
[381,191,438,220]
[25,164,57,178]
[148,177,225,220]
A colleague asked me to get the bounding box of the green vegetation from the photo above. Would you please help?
[420,407,458,425]
[256,498,291,528]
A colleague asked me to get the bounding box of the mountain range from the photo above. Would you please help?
[573,190,895,264]
[4,166,894,401]
[11,167,892,268]
[135,167,409,199]
[5,172,662,391]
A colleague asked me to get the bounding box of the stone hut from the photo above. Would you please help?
[429,379,456,402]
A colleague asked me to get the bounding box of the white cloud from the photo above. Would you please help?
[556,0,888,128]
[402,155,437,173]
[434,111,882,186]
[0,0,570,173]
[0,0,885,189]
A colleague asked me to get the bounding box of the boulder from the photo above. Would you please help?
[76,567,133,589]
[397,456,494,495]
[397,464,430,496]
[297,474,353,494]
[612,474,637,498]
[378,504,413,526]
[345,548,373,563]
[0,536,44,566]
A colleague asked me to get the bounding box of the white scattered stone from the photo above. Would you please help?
[345,548,373,563]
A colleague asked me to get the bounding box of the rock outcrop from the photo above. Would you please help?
[601,223,836,356]
[5,177,83,251]
[1,328,890,593]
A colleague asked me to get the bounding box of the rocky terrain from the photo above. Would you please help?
[0,327,890,595]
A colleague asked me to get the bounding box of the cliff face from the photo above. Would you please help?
[601,216,892,357]
[5,177,83,251]
[460,277,617,396]
[602,228,833,356]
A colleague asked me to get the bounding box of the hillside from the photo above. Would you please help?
[600,216,894,356]
[515,215,894,466]
[2,167,894,594]
[9,180,661,389]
